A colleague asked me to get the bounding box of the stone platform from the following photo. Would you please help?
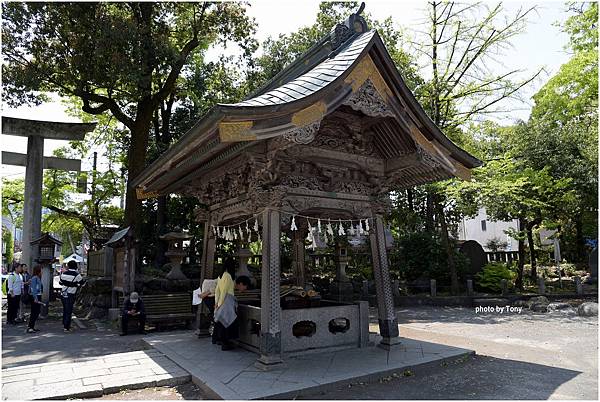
[144,332,474,399]
[2,350,190,400]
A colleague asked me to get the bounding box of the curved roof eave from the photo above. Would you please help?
[134,28,482,191]
[130,105,225,189]
[367,35,482,169]
[216,31,481,169]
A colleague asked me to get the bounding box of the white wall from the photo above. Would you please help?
[457,208,519,251]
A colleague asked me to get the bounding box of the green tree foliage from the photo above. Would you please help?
[2,2,257,229]
[3,229,14,266]
[505,2,598,264]
[485,237,508,252]
[246,2,422,94]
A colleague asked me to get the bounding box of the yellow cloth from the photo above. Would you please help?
[215,272,234,307]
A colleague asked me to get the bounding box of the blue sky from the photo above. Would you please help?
[1,1,572,178]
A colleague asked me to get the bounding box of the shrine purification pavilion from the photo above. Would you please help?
[132,5,481,368]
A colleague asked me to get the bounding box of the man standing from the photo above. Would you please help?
[120,292,146,336]
[6,264,24,325]
[59,260,84,332]
[19,264,30,322]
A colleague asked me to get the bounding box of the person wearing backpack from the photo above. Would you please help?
[26,265,43,334]
[6,264,24,325]
[59,260,84,332]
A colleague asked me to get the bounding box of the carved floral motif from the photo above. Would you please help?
[282,121,321,144]
[343,79,394,118]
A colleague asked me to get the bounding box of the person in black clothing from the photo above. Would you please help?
[234,275,251,292]
[59,260,84,332]
[120,292,146,335]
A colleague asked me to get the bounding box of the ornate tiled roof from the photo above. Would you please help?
[232,31,375,107]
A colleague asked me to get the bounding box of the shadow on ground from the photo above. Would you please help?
[298,354,584,400]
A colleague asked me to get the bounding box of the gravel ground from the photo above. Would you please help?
[84,383,204,400]
[299,303,597,400]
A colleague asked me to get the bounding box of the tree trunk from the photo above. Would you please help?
[436,199,459,295]
[407,189,414,212]
[124,103,153,227]
[526,224,537,280]
[425,192,435,233]
[516,217,526,290]
[154,195,168,269]
[124,104,153,277]
[575,214,585,263]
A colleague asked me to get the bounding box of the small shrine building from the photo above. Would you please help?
[133,6,481,368]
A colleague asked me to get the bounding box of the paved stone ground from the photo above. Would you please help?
[145,331,474,399]
[2,315,150,369]
[2,350,190,400]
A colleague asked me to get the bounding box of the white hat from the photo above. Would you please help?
[129,292,139,303]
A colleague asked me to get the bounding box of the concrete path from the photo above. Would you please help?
[144,332,474,399]
[1,350,190,400]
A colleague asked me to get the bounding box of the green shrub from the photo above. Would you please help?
[476,263,515,293]
[388,231,470,286]
[560,262,578,276]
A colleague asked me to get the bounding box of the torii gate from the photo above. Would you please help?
[1,116,96,268]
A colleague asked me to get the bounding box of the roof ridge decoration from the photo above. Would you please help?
[329,2,368,51]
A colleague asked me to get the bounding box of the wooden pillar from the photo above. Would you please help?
[129,246,136,293]
[292,229,306,287]
[538,277,545,294]
[200,218,211,284]
[369,214,400,348]
[198,218,213,337]
[575,276,583,295]
[256,208,283,368]
[201,217,216,281]
[123,245,130,295]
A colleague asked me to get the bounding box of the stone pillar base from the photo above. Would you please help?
[254,356,285,371]
[197,329,211,338]
[378,336,402,350]
[378,318,399,338]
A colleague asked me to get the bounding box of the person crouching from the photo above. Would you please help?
[120,292,146,336]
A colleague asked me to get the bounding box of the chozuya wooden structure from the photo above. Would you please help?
[133,5,481,367]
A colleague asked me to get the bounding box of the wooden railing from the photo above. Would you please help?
[485,251,519,263]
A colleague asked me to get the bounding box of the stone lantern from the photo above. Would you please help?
[160,231,192,280]
[329,243,353,302]
[236,248,253,279]
[30,232,62,315]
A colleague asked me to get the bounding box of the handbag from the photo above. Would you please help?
[214,293,237,328]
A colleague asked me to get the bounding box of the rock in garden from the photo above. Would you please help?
[530,303,548,313]
[547,302,572,311]
[512,299,528,307]
[577,302,598,317]
[527,296,549,308]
